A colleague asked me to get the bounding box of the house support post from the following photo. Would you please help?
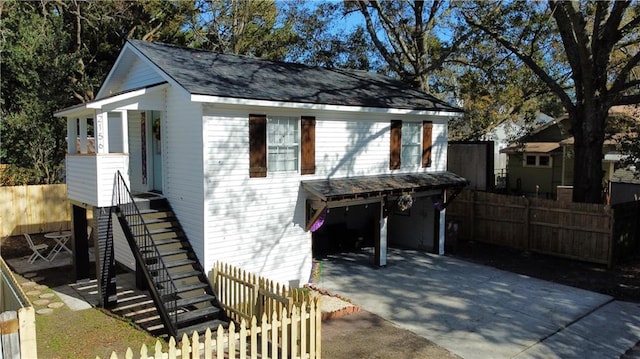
[375,199,388,267]
[71,205,91,281]
[67,118,78,154]
[94,206,117,308]
[438,207,446,255]
[95,111,109,153]
[79,117,88,154]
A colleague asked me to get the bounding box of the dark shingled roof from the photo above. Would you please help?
[301,172,469,201]
[128,39,462,112]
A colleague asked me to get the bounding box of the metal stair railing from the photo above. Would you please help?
[112,171,179,336]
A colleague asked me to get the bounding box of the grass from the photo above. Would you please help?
[35,306,160,358]
[1,234,165,357]
[14,271,163,359]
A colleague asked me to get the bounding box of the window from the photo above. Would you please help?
[249,114,315,177]
[524,154,552,168]
[401,122,421,167]
[268,116,299,172]
[390,120,432,170]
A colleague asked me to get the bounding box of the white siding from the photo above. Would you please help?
[67,156,98,205]
[119,57,164,92]
[200,105,450,286]
[66,154,129,207]
[96,155,129,207]
[164,88,206,264]
[387,196,437,251]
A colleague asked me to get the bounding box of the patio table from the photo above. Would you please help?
[44,231,72,259]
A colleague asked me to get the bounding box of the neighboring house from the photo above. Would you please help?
[488,112,553,177]
[500,107,636,198]
[609,167,640,205]
[54,40,467,299]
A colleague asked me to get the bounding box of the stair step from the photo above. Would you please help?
[174,282,209,293]
[136,227,179,235]
[133,208,173,216]
[154,269,200,284]
[176,306,222,325]
[171,294,217,309]
[157,248,188,257]
[136,208,164,214]
[152,237,184,246]
[165,270,201,281]
[165,258,196,268]
[177,319,228,338]
[130,217,176,226]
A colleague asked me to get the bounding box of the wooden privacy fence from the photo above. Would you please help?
[101,262,321,359]
[0,184,70,237]
[446,190,640,267]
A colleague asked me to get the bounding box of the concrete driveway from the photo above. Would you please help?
[316,248,640,359]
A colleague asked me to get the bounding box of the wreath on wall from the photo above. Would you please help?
[152,119,161,141]
[397,193,414,212]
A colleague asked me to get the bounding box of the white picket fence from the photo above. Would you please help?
[99,262,321,359]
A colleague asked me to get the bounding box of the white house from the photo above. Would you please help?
[55,40,467,307]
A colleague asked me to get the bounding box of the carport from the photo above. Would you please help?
[302,172,468,266]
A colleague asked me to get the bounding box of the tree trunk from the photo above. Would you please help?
[571,105,607,203]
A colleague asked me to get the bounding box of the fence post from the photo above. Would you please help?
[523,196,531,251]
[0,311,20,359]
[18,306,37,359]
[607,205,615,268]
[470,190,476,240]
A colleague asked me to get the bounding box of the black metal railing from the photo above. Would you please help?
[112,170,179,335]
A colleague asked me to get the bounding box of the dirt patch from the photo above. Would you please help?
[322,311,460,359]
[1,233,51,259]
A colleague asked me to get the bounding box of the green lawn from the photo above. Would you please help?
[17,273,162,359]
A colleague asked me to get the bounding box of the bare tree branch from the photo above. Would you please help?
[464,11,574,111]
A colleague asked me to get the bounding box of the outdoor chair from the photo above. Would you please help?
[24,233,50,264]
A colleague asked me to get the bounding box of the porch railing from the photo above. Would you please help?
[111,170,179,335]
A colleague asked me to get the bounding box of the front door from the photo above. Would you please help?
[151,111,163,192]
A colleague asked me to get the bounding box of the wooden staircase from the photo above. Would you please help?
[112,173,228,338]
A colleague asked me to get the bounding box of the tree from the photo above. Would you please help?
[284,1,378,70]
[464,1,640,203]
[346,0,471,92]
[0,0,194,184]
[0,1,78,184]
[187,0,299,60]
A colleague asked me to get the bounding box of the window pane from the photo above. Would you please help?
[539,156,550,166]
[267,117,299,172]
[401,122,421,167]
[526,155,537,166]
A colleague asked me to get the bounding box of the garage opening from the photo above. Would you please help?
[302,172,469,267]
[311,203,380,258]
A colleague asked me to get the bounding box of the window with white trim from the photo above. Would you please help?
[267,116,299,172]
[401,122,421,167]
[524,154,552,168]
